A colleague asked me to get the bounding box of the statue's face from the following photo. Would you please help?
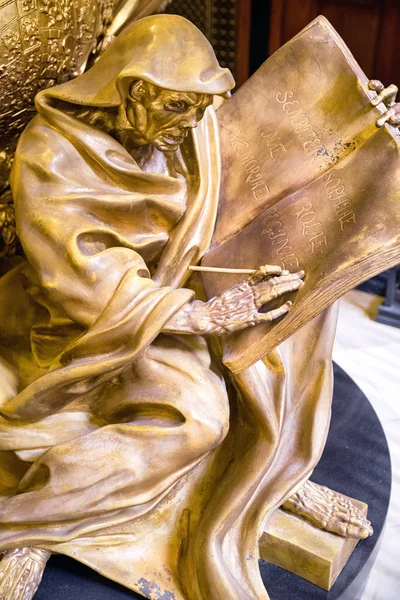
[125,80,213,152]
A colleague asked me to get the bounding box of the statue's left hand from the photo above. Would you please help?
[368,80,400,127]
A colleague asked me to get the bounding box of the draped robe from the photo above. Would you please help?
[0,94,338,600]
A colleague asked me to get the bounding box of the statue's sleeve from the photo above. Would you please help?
[3,116,195,421]
[11,116,194,329]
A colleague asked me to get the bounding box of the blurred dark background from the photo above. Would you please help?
[166,0,400,90]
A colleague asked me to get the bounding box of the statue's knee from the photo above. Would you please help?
[187,383,230,452]
[207,406,229,450]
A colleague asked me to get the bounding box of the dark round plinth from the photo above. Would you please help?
[36,364,391,600]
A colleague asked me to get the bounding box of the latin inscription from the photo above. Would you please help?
[276,91,328,162]
[261,210,301,270]
[227,127,271,202]
[323,171,356,231]
[261,131,288,161]
[295,201,328,256]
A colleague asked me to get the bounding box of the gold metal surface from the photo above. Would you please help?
[0,14,392,600]
[0,0,117,183]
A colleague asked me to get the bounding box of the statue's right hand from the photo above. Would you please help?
[164,265,304,336]
[201,265,304,334]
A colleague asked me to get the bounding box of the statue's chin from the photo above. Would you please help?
[155,142,180,154]
[152,134,184,154]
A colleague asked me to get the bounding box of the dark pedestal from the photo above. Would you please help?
[376,266,400,328]
[36,364,392,600]
[358,266,400,329]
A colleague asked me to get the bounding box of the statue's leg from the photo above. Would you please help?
[0,547,50,600]
[282,480,373,538]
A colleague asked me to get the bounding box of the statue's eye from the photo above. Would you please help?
[164,100,188,112]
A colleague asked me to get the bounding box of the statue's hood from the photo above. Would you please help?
[36,14,235,109]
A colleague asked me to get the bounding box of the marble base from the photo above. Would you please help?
[259,498,368,591]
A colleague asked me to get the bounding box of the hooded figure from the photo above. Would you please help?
[0,14,343,600]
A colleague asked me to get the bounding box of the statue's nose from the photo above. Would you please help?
[181,113,198,129]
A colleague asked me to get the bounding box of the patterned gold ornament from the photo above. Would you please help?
[0,0,170,258]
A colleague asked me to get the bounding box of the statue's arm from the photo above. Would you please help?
[164,265,304,335]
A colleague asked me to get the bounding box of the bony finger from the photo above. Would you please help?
[254,278,303,306]
[368,79,385,94]
[275,277,305,293]
[248,264,283,285]
[274,279,304,296]
[260,301,292,322]
[389,111,400,126]
[371,83,398,108]
[259,264,284,274]
[276,270,305,283]
[285,269,305,280]
[262,271,304,287]
[377,103,400,127]
[258,279,303,305]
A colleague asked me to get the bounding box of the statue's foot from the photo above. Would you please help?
[282,480,373,539]
[0,547,50,600]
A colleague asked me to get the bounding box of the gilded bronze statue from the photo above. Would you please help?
[0,13,399,600]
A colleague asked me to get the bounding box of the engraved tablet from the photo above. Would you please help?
[202,16,400,372]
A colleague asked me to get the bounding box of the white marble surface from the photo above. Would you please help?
[333,290,400,600]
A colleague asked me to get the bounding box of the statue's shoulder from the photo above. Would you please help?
[13,113,79,182]
[16,114,62,153]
